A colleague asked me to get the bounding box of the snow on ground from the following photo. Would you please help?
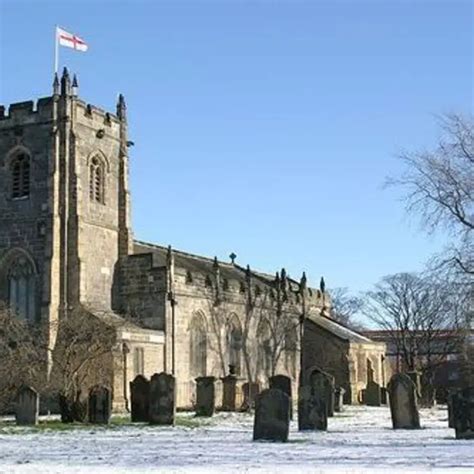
[0,405,472,473]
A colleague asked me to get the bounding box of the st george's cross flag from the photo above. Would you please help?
[57,27,88,52]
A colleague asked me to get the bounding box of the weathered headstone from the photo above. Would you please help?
[253,388,290,442]
[15,386,39,426]
[298,368,330,431]
[241,382,259,411]
[195,376,215,417]
[221,374,237,411]
[334,387,345,412]
[365,380,382,406]
[452,387,474,439]
[270,375,292,419]
[149,372,175,425]
[298,385,327,431]
[88,386,111,424]
[387,373,420,429]
[130,375,150,422]
[447,389,458,428]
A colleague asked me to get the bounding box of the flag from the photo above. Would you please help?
[57,27,88,52]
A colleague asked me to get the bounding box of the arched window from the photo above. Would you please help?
[11,153,30,199]
[189,313,207,377]
[7,256,36,322]
[227,316,242,376]
[284,329,298,378]
[257,320,272,377]
[89,156,105,204]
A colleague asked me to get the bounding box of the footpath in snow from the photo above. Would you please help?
[0,405,472,473]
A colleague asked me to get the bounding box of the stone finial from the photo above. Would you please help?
[245,264,251,280]
[72,74,79,96]
[213,256,219,270]
[320,276,326,293]
[53,73,60,95]
[60,67,71,96]
[229,252,237,264]
[300,271,307,291]
[116,93,127,121]
[275,271,280,284]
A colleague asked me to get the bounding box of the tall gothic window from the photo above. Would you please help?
[8,256,36,322]
[227,316,242,376]
[11,153,30,199]
[189,314,207,377]
[257,320,272,377]
[89,156,105,204]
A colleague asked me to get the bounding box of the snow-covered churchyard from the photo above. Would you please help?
[0,405,473,473]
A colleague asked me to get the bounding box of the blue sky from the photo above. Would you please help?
[0,0,472,294]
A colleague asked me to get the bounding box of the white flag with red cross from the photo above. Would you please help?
[57,27,88,52]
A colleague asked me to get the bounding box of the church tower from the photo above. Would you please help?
[0,69,133,346]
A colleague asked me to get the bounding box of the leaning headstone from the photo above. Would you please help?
[452,387,474,439]
[334,387,345,412]
[387,373,420,429]
[270,375,292,419]
[15,386,39,425]
[88,386,111,424]
[242,382,260,411]
[130,375,150,422]
[195,376,215,417]
[365,380,382,406]
[253,388,290,442]
[149,372,175,425]
[221,374,237,411]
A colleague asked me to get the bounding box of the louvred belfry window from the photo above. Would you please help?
[89,156,105,204]
[11,154,30,199]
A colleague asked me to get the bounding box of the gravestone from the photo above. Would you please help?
[387,373,420,429]
[88,386,111,424]
[298,368,330,431]
[447,389,458,428]
[58,392,88,423]
[195,376,215,417]
[452,387,474,439]
[270,375,292,419]
[334,387,345,412]
[298,385,327,431]
[326,374,336,417]
[221,375,237,411]
[149,372,175,425]
[15,386,39,425]
[253,388,290,442]
[130,375,150,422]
[242,382,259,411]
[365,381,382,406]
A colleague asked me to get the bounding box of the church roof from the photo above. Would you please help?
[307,312,378,344]
[133,240,290,288]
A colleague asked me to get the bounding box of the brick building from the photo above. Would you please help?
[0,70,386,410]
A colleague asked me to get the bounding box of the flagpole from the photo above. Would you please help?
[54,25,59,74]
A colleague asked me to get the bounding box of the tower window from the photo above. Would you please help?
[11,153,30,199]
[89,156,105,204]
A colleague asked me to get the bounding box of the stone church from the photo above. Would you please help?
[0,69,386,410]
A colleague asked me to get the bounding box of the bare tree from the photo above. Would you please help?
[329,287,363,327]
[0,305,45,413]
[364,272,465,400]
[49,307,118,422]
[389,113,474,276]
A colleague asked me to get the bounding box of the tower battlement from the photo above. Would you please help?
[0,97,54,125]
